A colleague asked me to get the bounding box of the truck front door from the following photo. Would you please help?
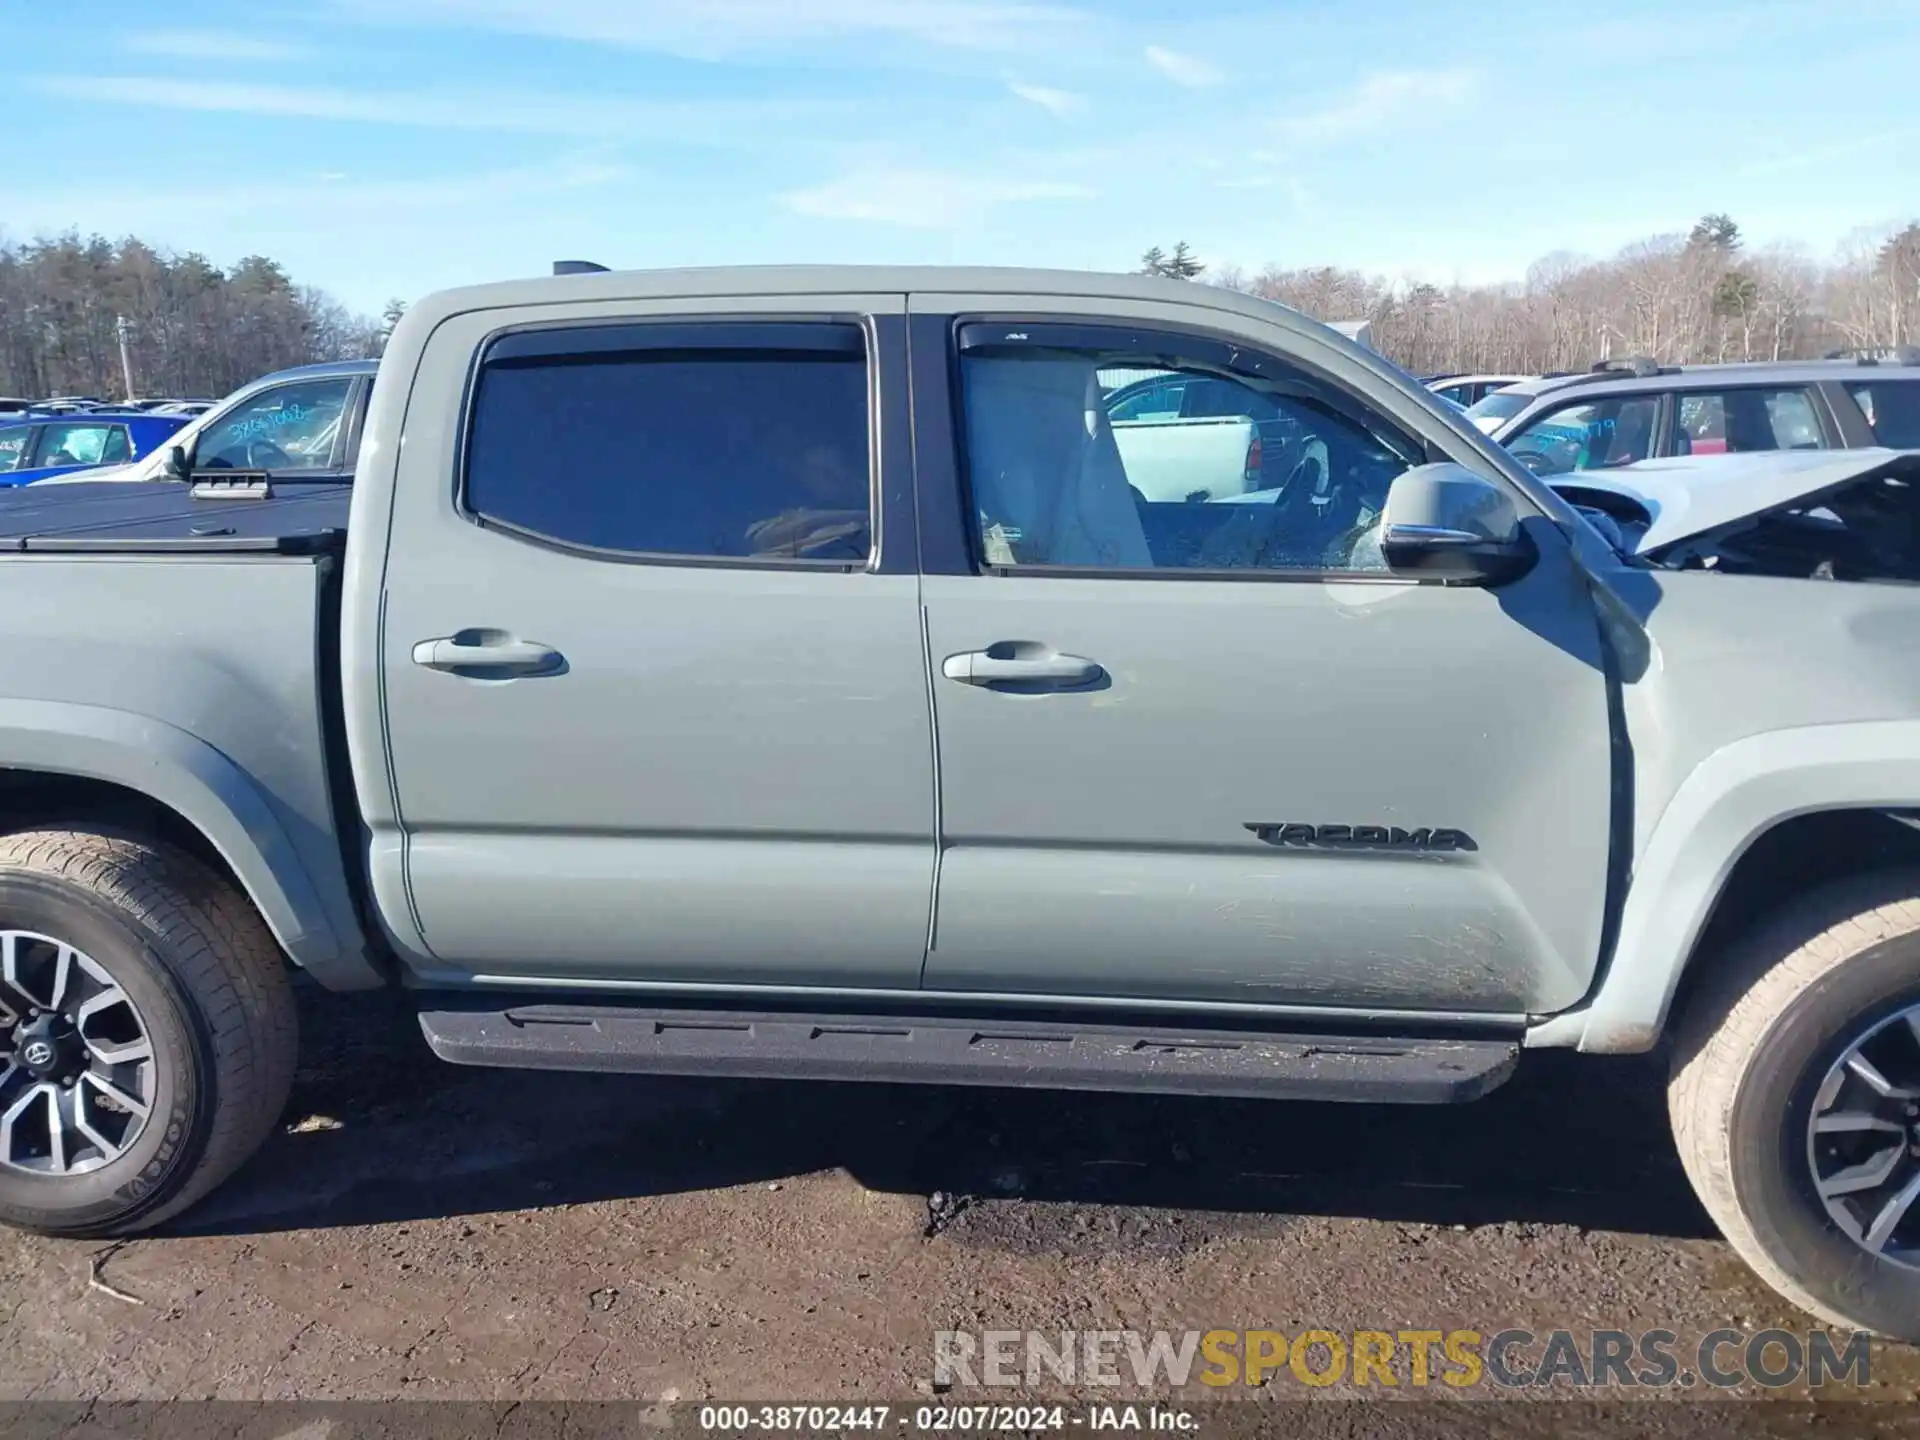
[910,303,1616,1017]
[371,299,936,990]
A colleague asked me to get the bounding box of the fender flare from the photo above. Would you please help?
[1570,720,1920,1052]
[0,698,382,990]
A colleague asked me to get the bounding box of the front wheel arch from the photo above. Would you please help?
[1571,722,1920,1053]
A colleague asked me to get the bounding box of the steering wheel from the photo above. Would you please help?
[245,437,293,470]
[1515,450,1556,476]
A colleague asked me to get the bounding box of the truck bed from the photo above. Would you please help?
[0,479,350,553]
[0,479,366,980]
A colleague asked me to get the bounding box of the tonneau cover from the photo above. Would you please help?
[0,480,349,554]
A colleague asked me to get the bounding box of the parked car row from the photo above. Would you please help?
[0,394,213,417]
[1091,348,1920,544]
[11,362,373,488]
[15,330,1912,505]
[1477,354,1920,474]
[0,410,194,485]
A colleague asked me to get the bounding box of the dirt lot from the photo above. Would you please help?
[2,982,1919,1412]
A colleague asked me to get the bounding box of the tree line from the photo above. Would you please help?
[1146,215,1920,375]
[6,218,1917,404]
[0,233,389,402]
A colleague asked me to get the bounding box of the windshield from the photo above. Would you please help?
[1466,390,1528,424]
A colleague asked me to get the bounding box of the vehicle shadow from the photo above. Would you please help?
[174,982,1711,1242]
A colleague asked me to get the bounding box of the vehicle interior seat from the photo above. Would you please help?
[1724,392,1778,452]
[963,356,1152,568]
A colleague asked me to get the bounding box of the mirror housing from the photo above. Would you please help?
[163,444,191,481]
[1379,463,1536,584]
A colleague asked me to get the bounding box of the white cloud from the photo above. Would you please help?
[1143,45,1224,89]
[0,156,630,244]
[123,29,304,60]
[1006,80,1084,117]
[1276,69,1477,142]
[29,76,828,142]
[329,0,1089,56]
[784,166,1093,228]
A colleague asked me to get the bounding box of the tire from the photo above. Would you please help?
[1670,870,1920,1338]
[0,827,296,1237]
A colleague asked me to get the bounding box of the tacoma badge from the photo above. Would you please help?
[1244,823,1475,852]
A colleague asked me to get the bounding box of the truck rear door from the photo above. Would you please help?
[370,297,936,989]
[907,298,1617,1018]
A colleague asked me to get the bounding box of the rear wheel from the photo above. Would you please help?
[1670,872,1920,1338]
[0,828,296,1236]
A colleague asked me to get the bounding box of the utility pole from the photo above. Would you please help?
[115,315,136,403]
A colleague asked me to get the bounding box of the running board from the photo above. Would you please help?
[416,1001,1519,1104]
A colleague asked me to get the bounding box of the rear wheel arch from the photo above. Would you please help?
[0,700,381,990]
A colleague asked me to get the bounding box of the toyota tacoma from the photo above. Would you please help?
[0,266,1918,1340]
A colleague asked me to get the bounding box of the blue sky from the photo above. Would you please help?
[4,0,1917,315]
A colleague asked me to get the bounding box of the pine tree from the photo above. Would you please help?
[1688,214,1743,253]
[1165,241,1206,279]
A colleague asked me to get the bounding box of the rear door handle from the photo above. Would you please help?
[411,631,565,678]
[942,647,1103,688]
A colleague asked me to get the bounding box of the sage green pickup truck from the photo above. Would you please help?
[2,265,1920,1340]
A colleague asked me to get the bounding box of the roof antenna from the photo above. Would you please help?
[552,260,609,276]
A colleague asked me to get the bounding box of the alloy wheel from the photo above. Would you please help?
[0,931,155,1176]
[1807,1002,1920,1269]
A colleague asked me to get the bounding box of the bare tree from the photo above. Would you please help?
[1213,212,1920,375]
[0,232,379,400]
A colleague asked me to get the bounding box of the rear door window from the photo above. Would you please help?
[1847,381,1920,447]
[1672,388,1823,455]
[34,424,115,469]
[0,426,31,472]
[463,322,873,564]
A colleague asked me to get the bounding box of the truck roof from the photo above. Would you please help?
[252,359,380,383]
[404,264,1335,345]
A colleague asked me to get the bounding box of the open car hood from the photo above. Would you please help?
[1550,449,1920,559]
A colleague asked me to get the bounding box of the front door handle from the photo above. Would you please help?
[942,646,1103,689]
[411,630,565,678]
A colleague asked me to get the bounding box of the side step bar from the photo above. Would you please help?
[416,1001,1519,1104]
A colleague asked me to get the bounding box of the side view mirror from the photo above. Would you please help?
[1379,463,1536,584]
[163,444,190,481]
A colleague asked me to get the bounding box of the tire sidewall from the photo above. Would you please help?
[0,868,215,1233]
[1727,931,1920,1336]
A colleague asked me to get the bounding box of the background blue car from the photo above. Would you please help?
[0,411,192,485]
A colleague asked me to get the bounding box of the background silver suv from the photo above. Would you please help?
[1470,353,1920,474]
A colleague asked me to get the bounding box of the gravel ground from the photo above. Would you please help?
[2,982,1918,1411]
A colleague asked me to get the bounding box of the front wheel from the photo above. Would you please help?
[0,829,296,1236]
[1670,872,1920,1338]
